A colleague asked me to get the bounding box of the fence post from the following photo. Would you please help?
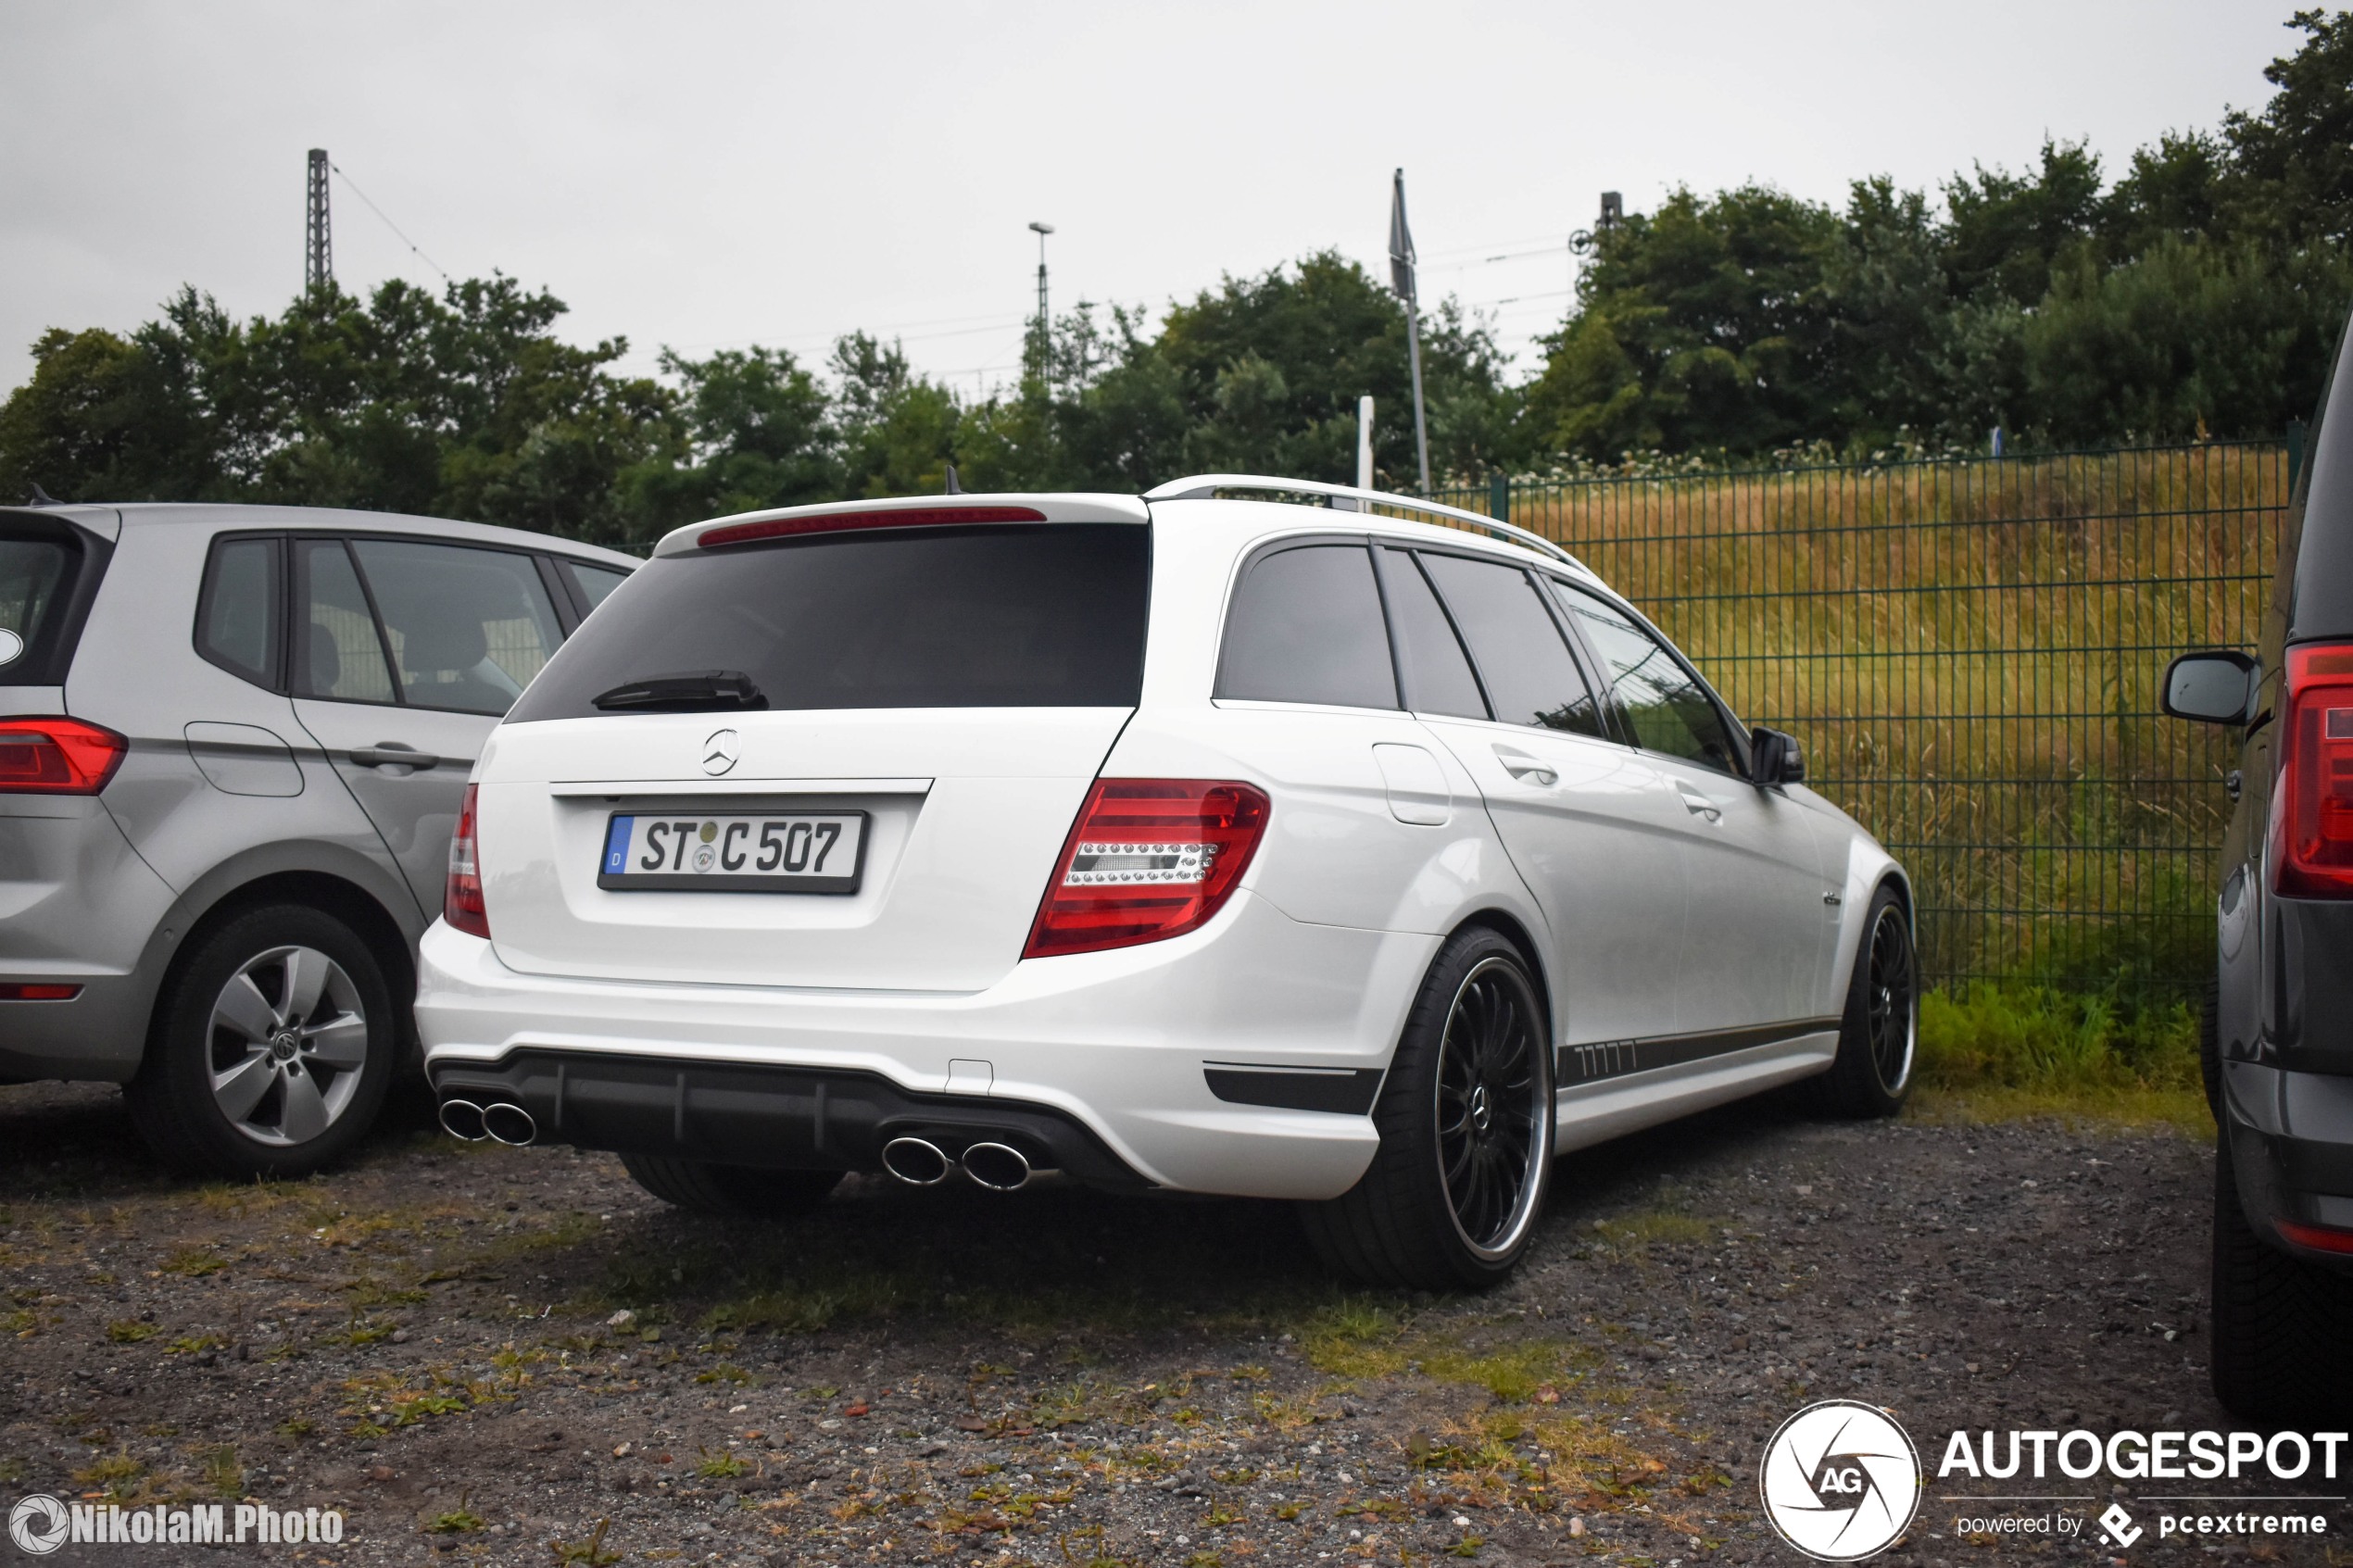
[1489,472,1509,524]
[2289,418,2308,492]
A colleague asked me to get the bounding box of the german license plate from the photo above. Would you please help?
[598,811,867,894]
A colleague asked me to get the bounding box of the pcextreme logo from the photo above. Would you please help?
[1759,1400,1925,1562]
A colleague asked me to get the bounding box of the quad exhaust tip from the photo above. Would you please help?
[960,1141,1031,1192]
[880,1136,950,1186]
[439,1098,537,1147]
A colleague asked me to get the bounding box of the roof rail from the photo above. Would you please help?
[1143,473,1584,571]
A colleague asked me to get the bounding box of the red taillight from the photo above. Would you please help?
[0,717,128,796]
[0,983,81,1000]
[698,505,1047,550]
[445,784,491,939]
[1023,779,1270,959]
[2273,642,2353,899]
[2276,1217,2353,1255]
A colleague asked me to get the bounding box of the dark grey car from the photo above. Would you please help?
[0,502,631,1175]
[2166,305,2353,1423]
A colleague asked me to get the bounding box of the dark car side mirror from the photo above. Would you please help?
[1751,726,1806,785]
[2162,649,2258,725]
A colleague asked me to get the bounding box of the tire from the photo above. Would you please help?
[125,902,396,1179]
[620,1152,845,1217]
[1814,884,1917,1119]
[1300,926,1554,1291]
[2208,1132,2353,1424]
[2199,967,2222,1118]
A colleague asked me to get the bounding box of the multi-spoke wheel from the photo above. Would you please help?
[128,904,396,1177]
[1817,885,1916,1119]
[1301,927,1554,1288]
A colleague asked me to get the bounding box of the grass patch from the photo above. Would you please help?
[103,1319,157,1343]
[196,1445,242,1499]
[70,1450,144,1496]
[1912,981,2210,1133]
[693,1448,749,1479]
[159,1247,226,1277]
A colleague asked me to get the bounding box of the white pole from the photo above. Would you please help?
[1357,395,1375,490]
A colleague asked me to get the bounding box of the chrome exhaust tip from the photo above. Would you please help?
[437,1098,487,1141]
[879,1136,951,1186]
[481,1101,537,1147]
[960,1142,1031,1192]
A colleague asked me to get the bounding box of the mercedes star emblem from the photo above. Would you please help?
[701,729,740,776]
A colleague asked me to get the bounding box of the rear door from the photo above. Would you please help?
[1549,580,1832,1035]
[291,535,568,919]
[1389,546,1694,1052]
[478,513,1151,992]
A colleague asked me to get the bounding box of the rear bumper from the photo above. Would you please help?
[0,798,175,1081]
[414,890,1430,1201]
[2222,1058,2353,1270]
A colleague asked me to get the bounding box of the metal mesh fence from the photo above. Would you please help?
[1436,444,2286,1000]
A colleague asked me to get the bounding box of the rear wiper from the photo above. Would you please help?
[589,670,770,712]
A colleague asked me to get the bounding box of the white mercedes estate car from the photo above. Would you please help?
[416,477,1915,1287]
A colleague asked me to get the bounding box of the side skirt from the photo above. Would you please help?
[1554,1030,1838,1155]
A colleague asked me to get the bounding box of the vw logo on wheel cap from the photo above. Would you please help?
[701,729,740,776]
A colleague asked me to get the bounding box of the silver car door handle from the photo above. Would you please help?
[350,746,441,771]
[1493,748,1558,786]
[1675,786,1722,822]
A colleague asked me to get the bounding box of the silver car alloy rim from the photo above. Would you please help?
[206,945,370,1147]
[1434,954,1551,1261]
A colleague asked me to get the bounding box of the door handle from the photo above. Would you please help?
[1493,747,1558,787]
[350,745,440,771]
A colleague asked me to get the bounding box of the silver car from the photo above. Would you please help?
[0,501,634,1175]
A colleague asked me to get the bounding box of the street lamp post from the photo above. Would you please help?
[1027,220,1054,385]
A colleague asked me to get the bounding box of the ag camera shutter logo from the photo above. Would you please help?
[1760,1399,1923,1561]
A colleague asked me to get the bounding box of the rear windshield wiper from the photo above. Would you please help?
[589,670,770,712]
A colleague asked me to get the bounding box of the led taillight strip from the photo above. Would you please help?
[697,506,1047,549]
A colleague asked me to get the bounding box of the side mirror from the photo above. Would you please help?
[2162,649,2258,725]
[1751,725,1806,785]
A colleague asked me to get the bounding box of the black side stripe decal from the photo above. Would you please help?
[1203,1065,1385,1115]
[1556,1018,1842,1088]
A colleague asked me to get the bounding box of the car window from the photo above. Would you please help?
[350,540,564,715]
[1377,548,1489,720]
[195,537,283,688]
[1550,581,1741,773]
[296,540,396,704]
[0,538,68,664]
[560,559,631,612]
[1216,544,1397,709]
[508,523,1149,721]
[1418,553,1607,739]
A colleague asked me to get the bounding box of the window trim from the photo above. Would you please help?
[192,531,286,693]
[1212,533,1404,713]
[291,534,405,709]
[1395,542,1627,742]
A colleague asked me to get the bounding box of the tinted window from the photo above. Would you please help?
[1551,582,1741,772]
[195,536,281,686]
[1216,545,1396,709]
[510,523,1151,721]
[296,541,395,704]
[1377,548,1488,719]
[561,558,631,612]
[352,540,564,715]
[1419,553,1607,739]
[0,539,68,668]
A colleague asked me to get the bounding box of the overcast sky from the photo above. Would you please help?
[0,0,2301,397]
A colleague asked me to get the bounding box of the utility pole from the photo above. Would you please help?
[1027,220,1054,386]
[306,148,333,294]
[1388,170,1430,495]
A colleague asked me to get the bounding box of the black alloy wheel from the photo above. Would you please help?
[1818,884,1916,1119]
[1435,956,1547,1257]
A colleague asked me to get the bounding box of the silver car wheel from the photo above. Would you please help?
[206,945,370,1148]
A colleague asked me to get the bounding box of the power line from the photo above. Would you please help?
[328,161,449,281]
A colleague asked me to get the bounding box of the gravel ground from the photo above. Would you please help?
[0,1079,2330,1565]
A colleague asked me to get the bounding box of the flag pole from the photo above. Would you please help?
[1389,169,1431,495]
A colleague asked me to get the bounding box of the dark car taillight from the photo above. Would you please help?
[1023,779,1270,959]
[0,717,127,796]
[2273,643,2353,899]
[445,784,491,938]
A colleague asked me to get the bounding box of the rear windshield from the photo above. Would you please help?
[0,521,101,685]
[507,523,1151,721]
